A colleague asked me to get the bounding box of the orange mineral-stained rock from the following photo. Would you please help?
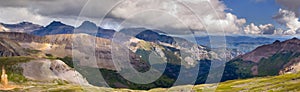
[0,66,18,90]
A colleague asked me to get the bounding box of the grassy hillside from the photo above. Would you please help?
[258,52,300,76]
[193,72,300,92]
[222,52,300,81]
[0,56,33,83]
[6,72,300,92]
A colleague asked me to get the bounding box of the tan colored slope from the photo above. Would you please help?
[0,32,49,43]
[0,24,9,32]
[0,37,26,56]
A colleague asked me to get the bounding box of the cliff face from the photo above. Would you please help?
[0,32,49,43]
[0,37,26,57]
[0,32,148,70]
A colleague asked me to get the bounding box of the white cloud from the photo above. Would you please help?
[273,28,284,35]
[244,23,275,35]
[244,23,261,35]
[273,9,300,35]
[109,0,246,35]
[259,24,276,34]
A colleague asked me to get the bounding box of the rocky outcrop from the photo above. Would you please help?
[21,59,90,86]
[280,57,300,74]
[0,37,26,57]
[127,36,213,67]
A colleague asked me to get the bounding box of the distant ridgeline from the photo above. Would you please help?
[195,36,277,53]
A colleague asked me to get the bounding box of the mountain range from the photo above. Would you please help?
[0,21,299,91]
[196,36,282,53]
[0,21,216,89]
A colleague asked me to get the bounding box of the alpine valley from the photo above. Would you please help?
[0,21,299,92]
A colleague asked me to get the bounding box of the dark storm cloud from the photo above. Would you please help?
[276,0,300,16]
[0,0,119,18]
[0,0,57,8]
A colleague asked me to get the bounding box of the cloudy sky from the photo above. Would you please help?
[0,0,299,36]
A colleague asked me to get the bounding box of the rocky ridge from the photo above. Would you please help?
[1,22,42,33]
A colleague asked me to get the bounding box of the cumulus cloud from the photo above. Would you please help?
[244,23,261,34]
[109,0,246,34]
[273,28,284,35]
[273,9,300,35]
[0,0,247,35]
[244,23,275,35]
[259,24,276,34]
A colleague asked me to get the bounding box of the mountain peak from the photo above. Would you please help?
[81,21,96,26]
[292,37,298,40]
[19,21,33,25]
[282,37,300,43]
[77,21,97,30]
[48,21,65,26]
[31,21,74,36]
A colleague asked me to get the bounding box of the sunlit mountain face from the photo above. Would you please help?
[0,0,300,92]
[195,36,294,53]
